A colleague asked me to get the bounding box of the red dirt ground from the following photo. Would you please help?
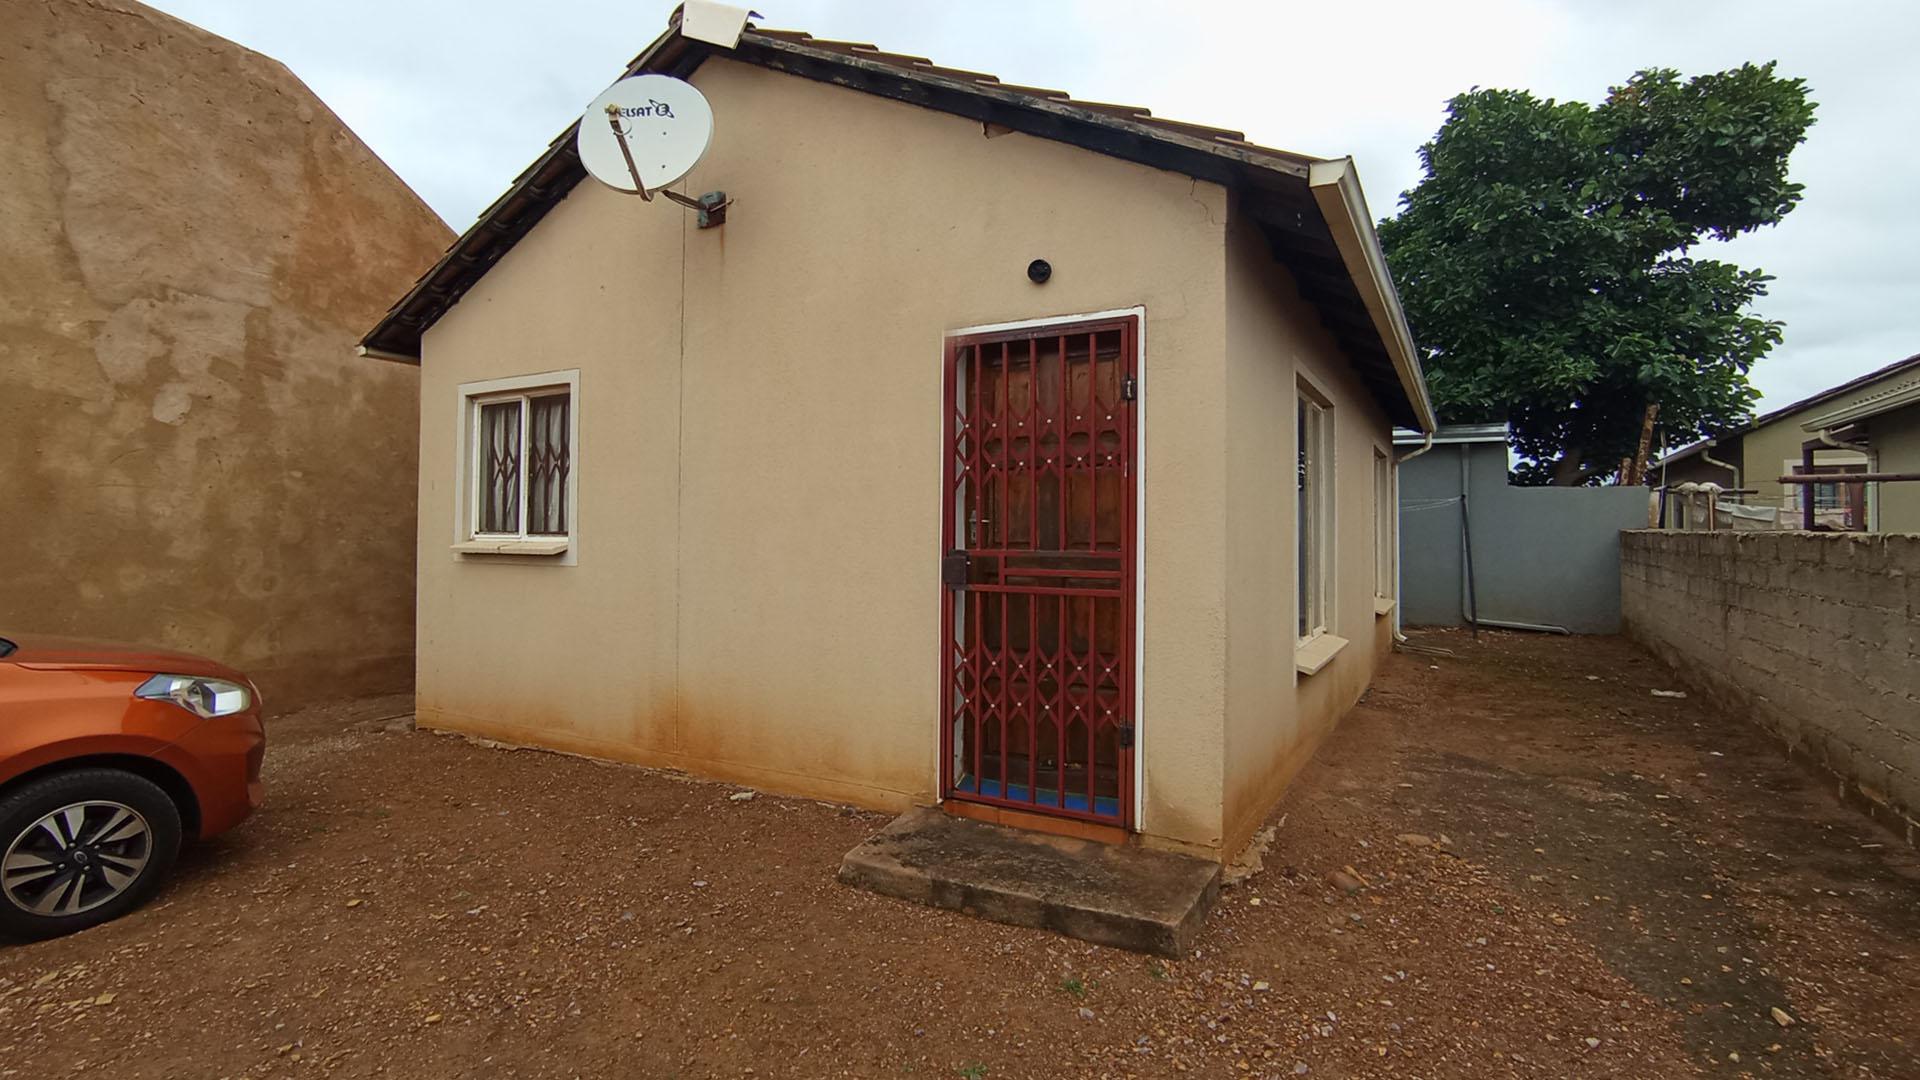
[1,631,1915,1078]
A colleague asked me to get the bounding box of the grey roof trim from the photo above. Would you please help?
[1801,372,1920,430]
[1392,423,1507,446]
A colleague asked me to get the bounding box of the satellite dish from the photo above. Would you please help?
[577,75,715,197]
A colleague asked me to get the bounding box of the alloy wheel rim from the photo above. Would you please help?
[2,801,152,917]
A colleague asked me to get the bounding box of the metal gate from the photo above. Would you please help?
[940,316,1137,827]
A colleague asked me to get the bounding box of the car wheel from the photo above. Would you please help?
[0,769,183,941]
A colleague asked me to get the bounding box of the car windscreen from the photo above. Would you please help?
[0,637,13,658]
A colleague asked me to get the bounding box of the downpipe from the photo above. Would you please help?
[1700,439,1740,490]
[1453,437,1572,639]
[1474,617,1571,635]
[1390,431,1435,645]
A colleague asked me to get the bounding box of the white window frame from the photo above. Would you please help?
[1372,445,1395,614]
[452,369,580,563]
[1783,450,1873,529]
[1296,382,1334,644]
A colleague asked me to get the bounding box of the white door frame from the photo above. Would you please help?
[934,305,1148,833]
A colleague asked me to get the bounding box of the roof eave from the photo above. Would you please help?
[356,25,696,362]
[1306,158,1436,433]
[1392,422,1506,446]
[1801,380,1920,431]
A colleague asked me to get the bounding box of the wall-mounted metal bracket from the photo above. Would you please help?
[656,188,730,228]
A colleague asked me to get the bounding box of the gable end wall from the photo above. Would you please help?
[418,57,1244,852]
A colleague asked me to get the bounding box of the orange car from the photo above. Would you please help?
[0,634,265,940]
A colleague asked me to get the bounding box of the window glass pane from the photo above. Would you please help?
[1374,452,1389,595]
[1298,401,1311,639]
[527,394,571,535]
[1296,398,1333,639]
[480,400,522,534]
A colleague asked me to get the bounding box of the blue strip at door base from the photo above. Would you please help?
[955,775,1120,820]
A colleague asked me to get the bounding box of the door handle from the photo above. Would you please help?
[967,510,990,547]
[944,545,975,588]
[942,550,971,590]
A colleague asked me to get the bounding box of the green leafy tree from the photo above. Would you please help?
[1378,64,1815,484]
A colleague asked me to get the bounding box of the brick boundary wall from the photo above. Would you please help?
[1620,531,1920,846]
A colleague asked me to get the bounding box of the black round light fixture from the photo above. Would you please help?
[1027,258,1052,284]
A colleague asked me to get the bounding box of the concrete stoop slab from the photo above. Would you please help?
[837,807,1220,958]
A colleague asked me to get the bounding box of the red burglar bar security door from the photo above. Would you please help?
[941,316,1138,827]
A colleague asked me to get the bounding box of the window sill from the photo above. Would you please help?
[1295,633,1349,677]
[452,539,570,557]
[1374,596,1396,617]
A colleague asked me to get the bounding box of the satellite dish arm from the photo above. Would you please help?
[590,83,729,226]
[603,105,728,220]
[605,106,654,203]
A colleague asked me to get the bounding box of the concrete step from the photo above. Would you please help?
[837,806,1220,958]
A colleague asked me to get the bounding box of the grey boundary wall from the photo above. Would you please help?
[1400,439,1651,633]
[1620,531,1920,844]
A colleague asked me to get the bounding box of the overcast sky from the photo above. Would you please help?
[147,0,1920,412]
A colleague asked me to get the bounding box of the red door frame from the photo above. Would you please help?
[938,314,1139,828]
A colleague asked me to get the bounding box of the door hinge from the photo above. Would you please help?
[942,550,971,590]
[1121,375,1138,402]
[1116,724,1135,749]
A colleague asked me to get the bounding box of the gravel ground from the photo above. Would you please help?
[1,632,1915,1079]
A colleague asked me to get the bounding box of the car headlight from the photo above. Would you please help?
[134,674,253,719]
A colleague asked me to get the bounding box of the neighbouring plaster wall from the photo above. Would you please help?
[0,1,450,707]
[1742,377,1909,508]
[418,56,1236,854]
[1621,531,1920,843]
[1219,209,1394,858]
[1865,407,1920,533]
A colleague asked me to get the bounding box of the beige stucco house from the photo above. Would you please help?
[361,18,1434,860]
[1661,352,1920,532]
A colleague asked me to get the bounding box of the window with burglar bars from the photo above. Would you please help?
[472,388,571,539]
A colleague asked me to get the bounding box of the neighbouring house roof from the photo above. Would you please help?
[357,15,1436,431]
[1659,352,1920,466]
[1802,358,1920,430]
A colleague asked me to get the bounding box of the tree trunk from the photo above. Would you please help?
[1628,403,1661,486]
[1551,449,1587,486]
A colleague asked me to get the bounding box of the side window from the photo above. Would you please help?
[1296,389,1333,641]
[1373,447,1392,600]
[474,391,571,538]
[457,370,579,558]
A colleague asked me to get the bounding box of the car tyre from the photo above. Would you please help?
[0,769,183,941]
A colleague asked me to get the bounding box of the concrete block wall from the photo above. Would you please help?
[1621,531,1920,843]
